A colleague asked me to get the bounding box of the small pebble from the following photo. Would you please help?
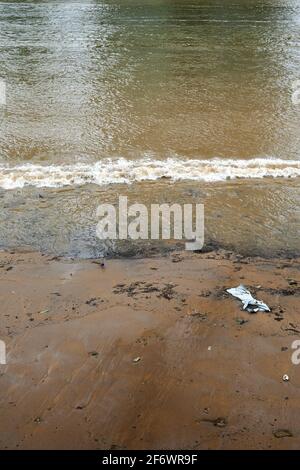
[133,357,141,363]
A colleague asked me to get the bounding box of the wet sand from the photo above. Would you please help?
[0,248,300,450]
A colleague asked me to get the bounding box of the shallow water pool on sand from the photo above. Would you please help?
[0,178,299,258]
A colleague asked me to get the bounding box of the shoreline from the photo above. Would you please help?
[1,158,300,189]
[2,237,300,261]
[1,176,299,260]
[1,248,300,449]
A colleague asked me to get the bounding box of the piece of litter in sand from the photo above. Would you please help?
[132,357,141,363]
[39,309,49,314]
[226,285,270,313]
[282,374,289,382]
[208,346,212,351]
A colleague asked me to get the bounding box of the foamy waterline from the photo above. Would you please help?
[0,157,299,189]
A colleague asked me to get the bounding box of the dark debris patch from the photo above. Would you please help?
[113,281,178,300]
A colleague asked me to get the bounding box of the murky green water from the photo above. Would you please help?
[0,1,300,257]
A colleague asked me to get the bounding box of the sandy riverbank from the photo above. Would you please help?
[0,248,300,450]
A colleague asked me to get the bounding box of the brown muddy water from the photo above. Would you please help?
[0,0,300,257]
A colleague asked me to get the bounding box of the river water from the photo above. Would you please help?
[0,0,300,257]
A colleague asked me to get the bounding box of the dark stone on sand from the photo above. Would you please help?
[273,429,293,438]
[202,417,228,428]
[88,351,99,357]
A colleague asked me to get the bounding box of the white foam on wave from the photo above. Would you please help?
[0,157,299,189]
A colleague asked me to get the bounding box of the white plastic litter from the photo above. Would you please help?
[226,285,270,313]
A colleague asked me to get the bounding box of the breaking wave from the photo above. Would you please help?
[0,157,299,189]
